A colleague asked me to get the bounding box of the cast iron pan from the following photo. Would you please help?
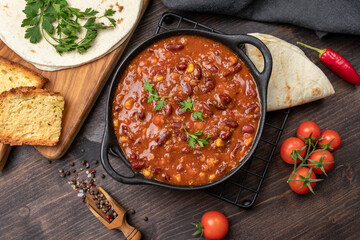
[101,29,272,190]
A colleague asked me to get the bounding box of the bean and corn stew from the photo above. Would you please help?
[112,35,261,186]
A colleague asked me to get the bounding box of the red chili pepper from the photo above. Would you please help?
[297,42,360,86]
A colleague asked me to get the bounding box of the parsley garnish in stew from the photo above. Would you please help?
[179,97,204,121]
[183,126,211,148]
[143,80,171,110]
[21,0,116,54]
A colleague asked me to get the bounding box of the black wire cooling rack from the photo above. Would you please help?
[155,12,291,208]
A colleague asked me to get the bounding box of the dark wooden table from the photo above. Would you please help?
[1,1,359,239]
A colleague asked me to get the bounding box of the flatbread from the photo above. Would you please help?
[245,33,335,111]
[0,0,141,71]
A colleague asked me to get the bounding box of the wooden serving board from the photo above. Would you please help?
[0,0,149,159]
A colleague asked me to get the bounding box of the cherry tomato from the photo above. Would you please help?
[318,130,341,151]
[289,167,317,194]
[280,137,306,164]
[307,150,334,174]
[201,211,229,240]
[296,121,321,142]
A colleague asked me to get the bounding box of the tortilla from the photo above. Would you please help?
[0,0,142,71]
[245,33,335,112]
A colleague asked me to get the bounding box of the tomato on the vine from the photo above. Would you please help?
[280,137,306,164]
[193,211,229,240]
[296,121,321,142]
[307,150,334,174]
[319,130,341,151]
[288,167,317,194]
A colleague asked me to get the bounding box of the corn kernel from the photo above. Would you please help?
[113,119,119,128]
[244,137,253,146]
[199,172,205,178]
[143,169,151,177]
[124,98,134,110]
[120,136,128,143]
[186,63,194,72]
[156,76,164,81]
[174,174,181,182]
[209,174,216,181]
[215,138,224,147]
[151,58,158,64]
[200,156,206,162]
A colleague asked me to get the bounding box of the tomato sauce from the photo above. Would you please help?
[112,35,261,186]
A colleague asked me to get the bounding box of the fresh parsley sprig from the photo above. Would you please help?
[21,0,117,54]
[179,97,204,121]
[183,126,211,149]
[143,80,171,111]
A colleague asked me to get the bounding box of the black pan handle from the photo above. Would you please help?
[225,34,272,94]
[101,126,146,184]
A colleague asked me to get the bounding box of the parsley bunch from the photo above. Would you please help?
[180,97,204,121]
[183,126,211,149]
[21,0,116,54]
[143,81,171,110]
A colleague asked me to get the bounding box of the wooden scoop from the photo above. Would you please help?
[86,186,141,240]
[0,144,11,172]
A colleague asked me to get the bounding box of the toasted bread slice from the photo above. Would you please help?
[0,87,64,146]
[0,57,47,93]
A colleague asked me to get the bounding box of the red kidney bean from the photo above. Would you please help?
[202,78,216,93]
[176,163,184,172]
[163,104,173,116]
[174,130,187,141]
[208,99,227,110]
[162,173,171,181]
[166,44,184,51]
[182,82,193,96]
[138,111,145,120]
[220,131,231,140]
[156,131,171,146]
[203,70,212,78]
[218,93,232,104]
[230,142,243,159]
[172,121,181,128]
[131,159,146,169]
[225,120,239,128]
[198,102,213,117]
[245,103,258,114]
[242,125,254,133]
[130,152,137,160]
[246,82,257,98]
[176,62,187,71]
[175,108,186,116]
[152,167,162,175]
[180,133,188,141]
[209,65,219,73]
[234,63,242,72]
[174,96,183,104]
[194,64,202,79]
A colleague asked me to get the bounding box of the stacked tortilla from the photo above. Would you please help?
[0,0,142,71]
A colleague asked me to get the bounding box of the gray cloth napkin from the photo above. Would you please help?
[162,0,360,36]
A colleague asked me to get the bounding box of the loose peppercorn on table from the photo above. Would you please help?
[0,1,359,239]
